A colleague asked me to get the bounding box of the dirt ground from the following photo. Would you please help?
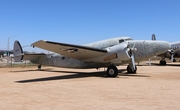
[0,62,180,110]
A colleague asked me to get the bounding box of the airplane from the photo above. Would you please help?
[13,36,170,77]
[152,34,180,65]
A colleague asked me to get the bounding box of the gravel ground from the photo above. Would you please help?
[0,62,180,110]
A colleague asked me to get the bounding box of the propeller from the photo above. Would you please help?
[127,42,137,71]
[169,49,175,62]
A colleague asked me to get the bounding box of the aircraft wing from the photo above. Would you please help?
[32,40,107,60]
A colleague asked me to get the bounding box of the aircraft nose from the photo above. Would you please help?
[162,41,170,49]
[156,41,170,54]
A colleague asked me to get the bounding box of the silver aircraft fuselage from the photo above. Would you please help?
[31,37,170,68]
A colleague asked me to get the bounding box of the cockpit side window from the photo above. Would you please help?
[119,38,133,43]
[119,39,124,43]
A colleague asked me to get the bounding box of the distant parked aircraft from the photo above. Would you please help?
[0,50,13,57]
[152,34,180,65]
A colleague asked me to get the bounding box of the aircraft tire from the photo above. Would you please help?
[106,65,118,77]
[38,64,41,70]
[173,59,176,62]
[160,60,166,65]
[127,65,137,74]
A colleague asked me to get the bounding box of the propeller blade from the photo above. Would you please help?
[131,53,136,71]
[132,43,135,49]
[171,54,174,62]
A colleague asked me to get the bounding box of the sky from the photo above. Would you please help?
[0,0,180,52]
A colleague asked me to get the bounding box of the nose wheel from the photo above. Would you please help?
[106,65,118,77]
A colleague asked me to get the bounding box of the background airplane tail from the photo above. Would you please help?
[13,40,24,62]
[152,34,156,41]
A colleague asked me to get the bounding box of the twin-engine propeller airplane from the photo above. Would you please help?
[14,37,170,77]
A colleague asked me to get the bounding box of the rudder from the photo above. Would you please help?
[13,40,23,62]
[152,34,156,41]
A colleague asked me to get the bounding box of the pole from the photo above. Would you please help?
[7,37,10,64]
[11,56,12,67]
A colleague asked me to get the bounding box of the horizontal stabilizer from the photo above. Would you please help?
[14,53,45,62]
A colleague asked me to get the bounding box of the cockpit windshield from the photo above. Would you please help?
[125,38,133,41]
[119,39,124,43]
[119,38,133,43]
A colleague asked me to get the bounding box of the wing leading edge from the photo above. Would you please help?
[32,40,107,60]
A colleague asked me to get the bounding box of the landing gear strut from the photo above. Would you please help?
[127,65,137,73]
[106,65,118,77]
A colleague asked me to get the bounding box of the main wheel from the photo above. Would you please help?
[173,59,176,62]
[106,65,118,77]
[38,64,41,70]
[127,65,137,73]
[160,60,166,65]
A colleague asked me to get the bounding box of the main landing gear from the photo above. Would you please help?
[106,65,118,77]
[127,65,137,73]
[106,64,137,77]
[173,59,176,62]
[38,64,41,70]
[160,58,176,65]
[159,60,166,65]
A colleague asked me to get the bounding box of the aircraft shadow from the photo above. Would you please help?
[120,73,150,77]
[151,63,180,67]
[15,69,149,83]
[11,67,127,74]
[10,68,54,73]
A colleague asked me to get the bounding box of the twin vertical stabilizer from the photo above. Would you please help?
[152,34,156,41]
[13,40,23,62]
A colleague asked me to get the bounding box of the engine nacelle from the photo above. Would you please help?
[165,50,171,58]
[105,42,131,61]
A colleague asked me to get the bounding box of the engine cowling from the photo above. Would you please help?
[164,50,171,58]
[106,42,131,61]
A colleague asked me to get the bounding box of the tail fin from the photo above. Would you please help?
[152,34,156,41]
[13,40,23,62]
